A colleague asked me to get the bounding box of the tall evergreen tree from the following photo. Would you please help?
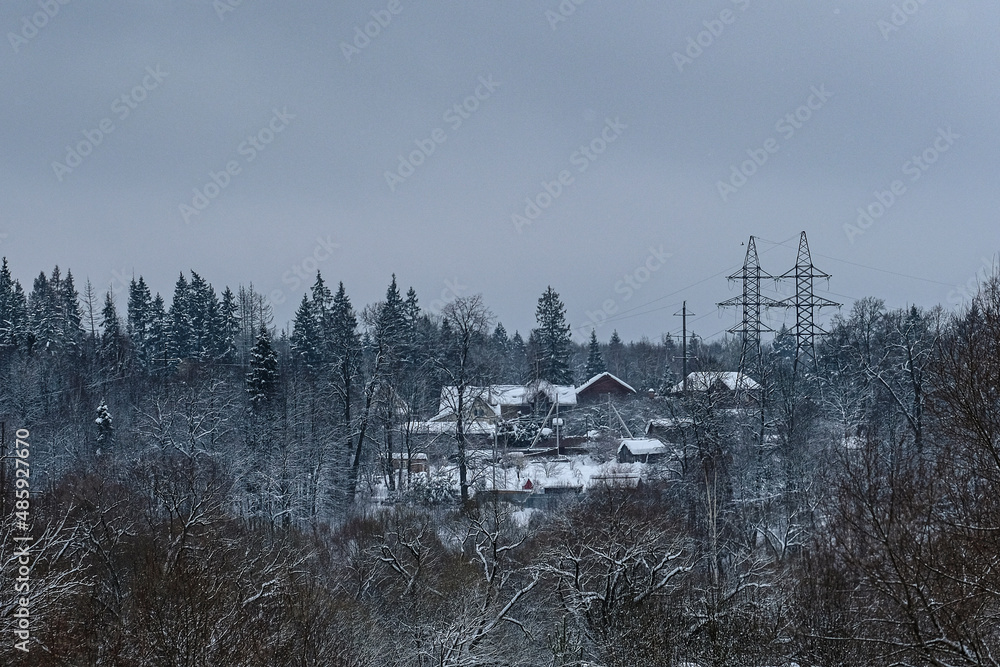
[81,278,99,341]
[187,271,222,361]
[148,293,170,371]
[100,290,126,372]
[608,329,624,376]
[330,282,361,436]
[247,324,279,409]
[585,329,605,378]
[378,274,407,364]
[28,270,59,353]
[510,330,527,382]
[532,286,573,384]
[59,269,83,351]
[168,273,193,361]
[218,286,240,364]
[128,276,153,365]
[0,258,27,352]
[291,294,323,373]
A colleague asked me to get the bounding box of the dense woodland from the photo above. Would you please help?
[2,257,1000,666]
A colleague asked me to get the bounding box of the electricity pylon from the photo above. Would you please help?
[778,231,840,374]
[718,236,781,383]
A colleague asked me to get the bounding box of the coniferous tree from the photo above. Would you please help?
[187,271,223,361]
[584,329,605,379]
[607,329,624,376]
[81,278,99,342]
[29,270,59,353]
[402,287,424,375]
[218,286,240,364]
[330,282,361,447]
[59,269,83,352]
[0,258,27,352]
[95,399,113,451]
[128,276,153,365]
[100,290,126,373]
[169,273,193,362]
[148,293,170,371]
[532,286,573,385]
[247,324,279,409]
[378,274,407,364]
[510,330,527,382]
[291,294,323,374]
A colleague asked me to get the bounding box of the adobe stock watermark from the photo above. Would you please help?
[717,84,833,202]
[947,253,998,309]
[511,117,626,234]
[7,0,72,54]
[384,75,500,193]
[179,107,295,224]
[844,126,959,244]
[108,267,132,300]
[877,0,930,40]
[341,0,403,62]
[544,0,592,31]
[213,0,249,21]
[673,0,750,73]
[267,235,341,307]
[428,277,468,315]
[573,245,672,339]
[51,66,169,182]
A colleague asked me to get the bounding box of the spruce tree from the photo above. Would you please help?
[0,258,27,352]
[95,399,113,451]
[330,282,361,444]
[247,324,279,408]
[128,276,153,365]
[585,329,605,378]
[218,286,240,364]
[100,290,126,372]
[59,269,83,351]
[148,294,169,371]
[510,330,527,382]
[29,270,58,353]
[608,329,624,376]
[532,286,573,385]
[291,294,323,373]
[378,274,407,362]
[169,273,192,361]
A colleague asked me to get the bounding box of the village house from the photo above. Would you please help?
[575,371,637,402]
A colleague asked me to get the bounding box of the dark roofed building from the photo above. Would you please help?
[575,372,637,402]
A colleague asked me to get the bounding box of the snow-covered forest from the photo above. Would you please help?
[2,257,1000,666]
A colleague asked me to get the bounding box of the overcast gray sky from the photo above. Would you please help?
[2,0,997,343]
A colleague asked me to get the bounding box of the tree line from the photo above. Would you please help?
[1,256,999,666]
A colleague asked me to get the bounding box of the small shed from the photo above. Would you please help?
[617,438,669,464]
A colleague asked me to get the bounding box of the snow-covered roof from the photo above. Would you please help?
[646,417,694,430]
[617,438,669,456]
[407,420,496,435]
[436,381,577,416]
[669,371,761,394]
[391,452,428,460]
[575,371,636,396]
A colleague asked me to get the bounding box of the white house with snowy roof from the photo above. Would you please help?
[617,438,669,463]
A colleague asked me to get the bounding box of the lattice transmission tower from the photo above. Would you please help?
[778,231,840,373]
[718,236,781,381]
